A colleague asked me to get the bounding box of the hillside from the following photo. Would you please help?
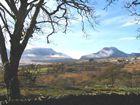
[21,48,73,63]
[81,47,140,59]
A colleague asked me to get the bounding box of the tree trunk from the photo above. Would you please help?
[4,61,20,99]
[4,45,22,99]
[0,26,20,99]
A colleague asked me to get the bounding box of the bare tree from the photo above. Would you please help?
[22,64,40,85]
[0,0,95,99]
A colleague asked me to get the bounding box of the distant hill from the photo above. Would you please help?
[21,48,72,63]
[81,47,140,60]
[1,47,140,64]
[0,48,73,64]
[129,53,140,57]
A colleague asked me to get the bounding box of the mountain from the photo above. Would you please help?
[80,47,140,59]
[0,48,73,64]
[21,48,72,63]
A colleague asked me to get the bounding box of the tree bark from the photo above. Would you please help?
[6,44,23,99]
[4,62,21,99]
[0,26,19,99]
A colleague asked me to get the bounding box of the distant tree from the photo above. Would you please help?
[0,0,95,99]
[102,64,120,88]
[89,58,94,62]
[22,64,40,86]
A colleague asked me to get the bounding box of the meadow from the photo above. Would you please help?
[0,59,140,104]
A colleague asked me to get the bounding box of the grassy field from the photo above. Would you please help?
[0,60,140,97]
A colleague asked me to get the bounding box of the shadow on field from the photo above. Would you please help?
[0,94,140,105]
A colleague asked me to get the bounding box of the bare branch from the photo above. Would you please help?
[40,0,95,42]
[0,26,9,65]
[0,3,15,18]
[46,15,56,43]
[5,0,18,16]
[104,0,118,10]
[0,8,12,37]
[0,0,95,59]
[21,0,44,49]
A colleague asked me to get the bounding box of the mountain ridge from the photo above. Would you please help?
[0,48,72,64]
[21,48,72,63]
[1,47,140,64]
[81,47,140,60]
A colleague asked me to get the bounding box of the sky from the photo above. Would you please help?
[26,0,140,59]
[2,0,140,59]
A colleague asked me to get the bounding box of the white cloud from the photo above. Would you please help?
[118,37,136,41]
[53,49,89,59]
[96,10,108,17]
[102,16,125,25]
[26,54,36,57]
[102,15,139,27]
[122,19,140,27]
[66,51,84,59]
[101,36,137,44]
[50,54,65,58]
[26,43,48,49]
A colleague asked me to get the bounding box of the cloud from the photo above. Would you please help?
[53,48,90,59]
[102,15,139,27]
[65,50,87,59]
[96,10,108,17]
[121,19,140,27]
[118,37,136,41]
[101,36,137,44]
[102,16,125,25]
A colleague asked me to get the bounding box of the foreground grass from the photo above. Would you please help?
[0,85,140,105]
[0,87,139,97]
[1,87,140,97]
[21,87,140,96]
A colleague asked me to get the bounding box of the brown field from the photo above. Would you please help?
[123,61,140,72]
